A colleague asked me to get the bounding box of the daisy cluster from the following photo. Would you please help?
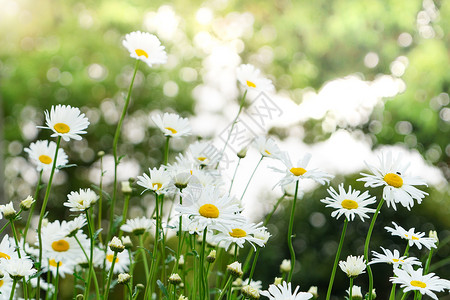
[1,30,449,300]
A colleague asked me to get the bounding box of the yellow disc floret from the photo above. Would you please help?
[54,123,70,134]
[135,49,149,58]
[49,259,62,267]
[199,204,219,218]
[165,127,178,134]
[106,254,119,263]
[0,280,3,288]
[290,167,307,176]
[39,155,52,164]
[246,80,256,88]
[51,240,70,252]
[384,173,403,188]
[197,157,207,162]
[0,252,11,260]
[341,199,359,210]
[229,228,247,238]
[410,280,426,288]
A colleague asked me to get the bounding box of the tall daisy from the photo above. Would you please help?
[236,64,275,93]
[210,221,268,251]
[260,281,313,300]
[136,166,171,194]
[0,235,19,269]
[41,258,76,278]
[252,136,282,159]
[105,248,130,274]
[358,151,428,210]
[385,222,437,250]
[339,255,366,278]
[122,31,167,67]
[38,105,90,141]
[320,184,376,222]
[370,247,421,268]
[186,141,219,167]
[24,140,68,171]
[152,112,191,138]
[120,217,153,236]
[64,188,99,212]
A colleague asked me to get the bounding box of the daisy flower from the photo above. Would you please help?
[105,249,130,274]
[339,255,366,278]
[260,281,313,300]
[273,152,334,187]
[3,257,36,279]
[236,64,275,92]
[42,257,76,278]
[136,167,171,194]
[385,222,437,250]
[252,136,282,159]
[38,105,90,142]
[0,274,14,298]
[210,222,268,251]
[391,265,449,300]
[120,217,153,236]
[370,247,421,268]
[152,112,191,138]
[0,202,16,219]
[347,285,363,299]
[358,151,428,210]
[176,186,245,231]
[122,31,167,67]
[0,235,19,268]
[186,141,219,167]
[64,188,99,212]
[64,215,87,237]
[24,140,68,171]
[242,285,260,300]
[320,184,376,222]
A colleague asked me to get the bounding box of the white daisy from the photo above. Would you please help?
[42,257,76,278]
[347,285,363,299]
[385,222,438,250]
[210,222,268,251]
[3,257,36,279]
[260,281,313,300]
[320,184,376,222]
[175,186,245,231]
[0,202,16,219]
[120,217,153,236]
[24,140,69,171]
[273,152,334,187]
[358,151,428,210]
[64,215,87,237]
[236,64,275,92]
[370,247,421,268]
[136,167,172,194]
[38,105,90,141]
[105,249,130,274]
[252,136,282,159]
[339,255,366,277]
[152,112,191,138]
[186,141,219,167]
[64,188,99,212]
[391,265,449,300]
[0,235,19,269]
[0,274,14,299]
[242,278,263,291]
[122,31,167,67]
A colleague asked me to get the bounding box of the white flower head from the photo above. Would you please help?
[347,285,363,299]
[358,151,428,210]
[320,184,376,222]
[109,236,125,252]
[152,112,191,138]
[64,188,99,212]
[242,285,260,299]
[137,167,171,195]
[65,215,87,237]
[385,222,438,250]
[260,281,313,300]
[0,235,19,268]
[186,141,219,167]
[370,247,421,268]
[105,249,130,274]
[120,217,153,236]
[253,136,282,159]
[236,64,275,93]
[38,105,90,141]
[24,140,69,171]
[227,261,243,277]
[280,259,291,273]
[122,31,167,67]
[118,273,131,284]
[4,257,37,279]
[210,221,268,251]
[0,202,16,219]
[339,255,366,278]
[20,195,35,210]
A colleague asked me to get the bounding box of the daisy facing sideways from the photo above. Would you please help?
[370,247,421,269]
[152,112,191,138]
[260,281,313,300]
[24,140,68,171]
[385,222,437,250]
[210,221,269,251]
[38,105,90,141]
[64,188,99,212]
[320,184,376,222]
[122,31,167,67]
[236,64,275,93]
[358,151,428,210]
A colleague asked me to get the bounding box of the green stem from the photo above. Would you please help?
[103,251,118,299]
[417,247,435,300]
[10,219,29,299]
[109,60,140,241]
[85,211,100,300]
[119,194,131,238]
[23,170,43,248]
[10,278,18,300]
[228,158,241,194]
[240,156,263,201]
[349,277,354,300]
[0,222,9,235]
[364,198,385,300]
[173,196,184,274]
[144,193,161,299]
[264,195,285,226]
[325,219,348,300]
[164,136,170,165]
[200,228,208,299]
[126,283,133,300]
[217,275,233,300]
[403,243,410,257]
[97,155,104,244]
[389,284,396,300]
[37,135,62,300]
[52,264,60,300]
[139,234,150,280]
[128,249,134,289]
[287,180,299,282]
[400,291,410,300]
[247,248,260,283]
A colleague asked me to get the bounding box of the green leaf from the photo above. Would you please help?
[156,280,169,297]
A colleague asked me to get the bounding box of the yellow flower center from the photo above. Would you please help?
[411,236,419,240]
[199,204,219,218]
[0,252,11,260]
[229,228,247,238]
[165,127,177,134]
[39,155,52,164]
[341,199,359,210]
[264,150,271,155]
[54,123,70,134]
[106,254,119,263]
[392,258,399,263]
[198,157,207,162]
[0,280,3,288]
[290,167,307,176]
[410,280,426,288]
[49,259,62,267]
[51,239,70,252]
[153,183,162,190]
[246,80,256,88]
[135,49,149,58]
[78,200,84,206]
[384,173,403,188]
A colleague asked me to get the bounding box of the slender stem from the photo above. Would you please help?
[23,170,43,248]
[364,198,385,300]
[37,135,61,300]
[400,292,410,300]
[200,228,208,299]
[403,243,410,257]
[228,158,241,194]
[85,211,100,300]
[144,193,160,299]
[10,278,18,300]
[325,219,348,300]
[287,180,299,282]
[109,60,140,241]
[126,283,133,300]
[242,249,254,274]
[139,234,150,280]
[0,222,9,235]
[128,249,134,289]
[264,195,285,226]
[119,194,131,238]
[217,275,233,300]
[10,220,22,258]
[52,264,60,300]
[97,155,104,244]
[173,196,183,274]
[424,247,434,274]
[240,156,263,201]
[103,251,118,299]
[349,277,354,300]
[247,248,260,283]
[389,284,397,300]
[164,136,170,165]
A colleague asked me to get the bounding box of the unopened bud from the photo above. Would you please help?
[122,236,133,249]
[1,202,16,219]
[237,147,248,159]
[118,273,131,284]
[109,236,125,252]
[429,230,439,243]
[168,273,182,285]
[280,259,291,273]
[307,286,318,298]
[121,181,132,194]
[178,255,185,266]
[242,285,260,300]
[20,196,35,211]
[136,283,145,291]
[76,294,84,300]
[206,250,216,263]
[178,295,188,300]
[227,261,243,278]
[98,151,105,157]
[273,277,282,285]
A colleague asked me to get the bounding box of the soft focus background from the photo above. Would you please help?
[0,0,449,298]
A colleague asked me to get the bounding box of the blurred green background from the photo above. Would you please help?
[0,0,449,298]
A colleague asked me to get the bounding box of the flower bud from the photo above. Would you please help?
[122,236,133,249]
[178,296,188,300]
[178,255,185,267]
[237,147,248,159]
[280,259,291,273]
[98,151,105,157]
[307,286,318,298]
[1,202,16,219]
[206,250,216,263]
[232,278,243,287]
[242,285,260,299]
[20,196,35,211]
[118,273,131,284]
[121,181,132,194]
[168,273,182,285]
[76,294,84,300]
[227,261,243,278]
[136,284,145,291]
[429,230,439,243]
[273,277,282,285]
[109,236,125,252]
